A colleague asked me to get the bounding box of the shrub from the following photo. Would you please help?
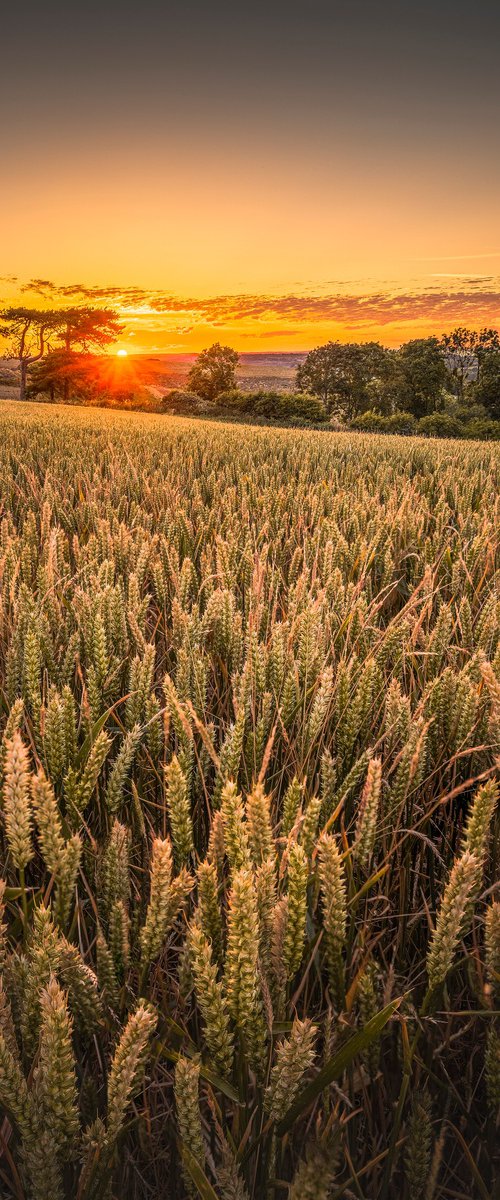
[286,392,328,422]
[462,418,500,441]
[216,388,251,411]
[214,390,327,425]
[350,410,388,432]
[160,389,207,415]
[453,402,488,423]
[384,410,417,434]
[0,368,18,386]
[351,410,416,434]
[417,412,464,438]
[233,390,327,423]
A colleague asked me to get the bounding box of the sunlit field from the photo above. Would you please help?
[0,401,499,1200]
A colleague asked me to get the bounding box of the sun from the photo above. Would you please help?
[116,348,128,357]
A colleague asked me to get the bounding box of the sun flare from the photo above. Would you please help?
[117,348,128,357]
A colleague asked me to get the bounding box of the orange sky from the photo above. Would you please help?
[2,149,499,352]
[2,1,500,353]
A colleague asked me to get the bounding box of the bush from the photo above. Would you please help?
[246,390,327,423]
[350,410,389,432]
[217,389,251,411]
[453,402,488,423]
[287,392,328,422]
[0,368,17,386]
[160,389,208,415]
[462,418,500,441]
[350,410,416,434]
[384,411,417,434]
[417,412,464,439]
[216,389,327,424]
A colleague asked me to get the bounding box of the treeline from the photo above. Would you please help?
[172,333,500,438]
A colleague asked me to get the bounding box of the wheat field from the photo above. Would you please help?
[0,401,498,1200]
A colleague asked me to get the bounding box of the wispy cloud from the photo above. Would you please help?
[13,277,500,343]
[415,252,500,262]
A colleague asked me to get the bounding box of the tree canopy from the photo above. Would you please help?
[59,307,123,353]
[395,337,450,418]
[0,307,62,400]
[440,327,500,399]
[296,341,401,420]
[0,305,122,401]
[187,343,239,402]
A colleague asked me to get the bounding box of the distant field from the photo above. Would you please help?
[0,401,498,1200]
[142,350,306,392]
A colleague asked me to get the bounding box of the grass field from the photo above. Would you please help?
[0,401,499,1200]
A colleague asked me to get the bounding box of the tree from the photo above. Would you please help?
[296,341,399,420]
[472,350,500,420]
[28,347,153,408]
[188,343,239,402]
[56,308,123,402]
[0,305,122,402]
[0,307,61,400]
[395,337,450,418]
[58,307,123,354]
[26,350,93,404]
[440,327,500,400]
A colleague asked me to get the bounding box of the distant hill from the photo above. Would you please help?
[141,352,307,393]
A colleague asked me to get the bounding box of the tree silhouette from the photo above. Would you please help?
[56,308,123,401]
[0,305,122,402]
[0,307,61,400]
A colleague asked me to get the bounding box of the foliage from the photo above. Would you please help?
[417,411,465,439]
[160,389,208,414]
[0,403,498,1199]
[473,349,500,420]
[395,336,450,417]
[0,307,122,402]
[188,343,239,402]
[27,351,95,403]
[440,326,500,400]
[58,307,123,354]
[351,409,416,434]
[0,308,62,400]
[28,350,156,410]
[462,417,500,441]
[296,339,403,418]
[218,388,327,423]
[352,405,500,441]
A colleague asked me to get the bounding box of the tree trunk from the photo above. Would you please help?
[19,359,28,401]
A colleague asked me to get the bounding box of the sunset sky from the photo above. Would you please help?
[2,0,500,352]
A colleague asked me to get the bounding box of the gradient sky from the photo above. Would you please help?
[2,0,500,351]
